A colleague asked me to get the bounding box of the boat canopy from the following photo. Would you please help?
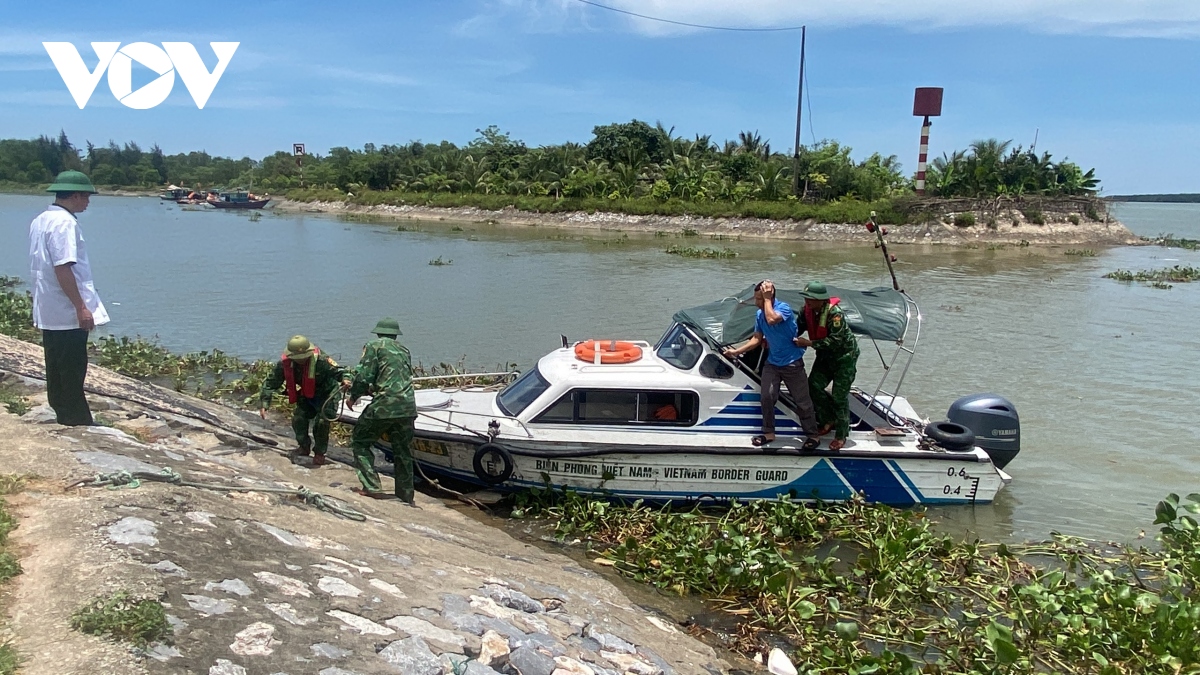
[673,284,911,345]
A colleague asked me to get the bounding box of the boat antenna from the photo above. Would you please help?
[867,211,902,292]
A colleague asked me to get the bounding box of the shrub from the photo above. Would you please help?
[953,213,976,228]
[1022,209,1046,225]
[71,592,170,647]
[1068,214,1081,225]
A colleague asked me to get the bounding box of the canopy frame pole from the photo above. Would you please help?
[868,292,922,426]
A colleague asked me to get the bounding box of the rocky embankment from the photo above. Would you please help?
[0,334,731,675]
[274,199,1140,246]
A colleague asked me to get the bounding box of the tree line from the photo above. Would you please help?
[0,123,1100,203]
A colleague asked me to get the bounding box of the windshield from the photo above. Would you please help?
[655,324,704,371]
[496,368,551,417]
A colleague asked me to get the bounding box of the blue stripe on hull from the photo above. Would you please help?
[830,458,915,506]
[781,459,854,501]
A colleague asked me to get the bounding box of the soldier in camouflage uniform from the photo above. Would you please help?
[260,335,346,466]
[795,281,860,451]
[341,318,417,504]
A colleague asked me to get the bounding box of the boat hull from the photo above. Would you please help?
[390,433,1005,506]
[210,199,270,209]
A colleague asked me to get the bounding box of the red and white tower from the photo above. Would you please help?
[912,87,943,196]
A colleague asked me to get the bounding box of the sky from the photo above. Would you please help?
[0,0,1198,194]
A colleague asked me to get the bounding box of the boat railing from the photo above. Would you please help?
[414,371,531,438]
[867,292,921,427]
[420,406,534,439]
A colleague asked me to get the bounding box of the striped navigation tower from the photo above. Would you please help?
[912,87,943,195]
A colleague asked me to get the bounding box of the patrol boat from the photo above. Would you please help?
[339,284,1021,506]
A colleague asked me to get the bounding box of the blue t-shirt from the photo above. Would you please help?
[755,301,807,367]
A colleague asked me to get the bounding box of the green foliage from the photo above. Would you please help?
[665,245,738,259]
[71,592,170,647]
[1022,209,1047,225]
[0,552,20,585]
[953,212,976,228]
[0,384,29,417]
[927,139,1100,197]
[0,280,40,344]
[514,489,1200,674]
[1104,266,1200,284]
[1155,234,1200,250]
[1064,249,1097,257]
[88,335,277,404]
[1068,214,1081,225]
[0,642,18,675]
[428,256,453,266]
[1,127,1100,217]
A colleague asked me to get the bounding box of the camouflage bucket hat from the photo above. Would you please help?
[372,318,402,336]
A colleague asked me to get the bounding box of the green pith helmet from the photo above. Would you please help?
[285,335,315,359]
[802,281,831,300]
[46,170,97,194]
[371,317,402,336]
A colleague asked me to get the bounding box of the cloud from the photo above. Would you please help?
[313,66,419,87]
[540,0,1200,37]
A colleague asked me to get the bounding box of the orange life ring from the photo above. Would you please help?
[574,340,643,364]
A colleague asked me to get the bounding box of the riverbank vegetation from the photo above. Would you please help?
[1103,266,1200,288]
[0,125,1104,224]
[514,487,1200,674]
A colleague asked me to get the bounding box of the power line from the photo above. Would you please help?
[571,0,806,32]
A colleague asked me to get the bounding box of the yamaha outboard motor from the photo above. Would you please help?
[947,394,1020,469]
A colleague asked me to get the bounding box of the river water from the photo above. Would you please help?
[2,195,1197,543]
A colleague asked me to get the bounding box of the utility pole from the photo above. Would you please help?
[791,26,806,197]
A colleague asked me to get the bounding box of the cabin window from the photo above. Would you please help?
[698,354,734,380]
[534,389,699,426]
[497,368,550,416]
[536,392,575,422]
[656,325,704,371]
[578,390,639,422]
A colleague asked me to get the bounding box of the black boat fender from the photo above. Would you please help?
[925,421,976,452]
[472,443,515,485]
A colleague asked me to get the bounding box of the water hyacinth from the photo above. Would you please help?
[514,488,1200,674]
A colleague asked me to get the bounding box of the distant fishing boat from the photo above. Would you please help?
[160,185,190,200]
[209,189,270,210]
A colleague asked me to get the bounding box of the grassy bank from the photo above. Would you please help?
[515,488,1200,674]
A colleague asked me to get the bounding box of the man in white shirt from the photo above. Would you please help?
[28,171,109,426]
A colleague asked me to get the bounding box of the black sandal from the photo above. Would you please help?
[751,435,774,447]
[801,436,821,451]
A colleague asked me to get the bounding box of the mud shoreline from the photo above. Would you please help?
[273,198,1142,247]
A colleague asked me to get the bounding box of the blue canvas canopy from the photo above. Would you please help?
[673,285,911,345]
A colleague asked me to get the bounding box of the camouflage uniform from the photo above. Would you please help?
[260,353,346,457]
[346,335,417,502]
[798,301,860,440]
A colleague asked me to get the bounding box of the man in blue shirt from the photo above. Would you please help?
[723,280,821,450]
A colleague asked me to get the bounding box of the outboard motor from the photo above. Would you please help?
[947,394,1020,469]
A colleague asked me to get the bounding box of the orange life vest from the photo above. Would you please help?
[804,298,840,341]
[281,348,320,402]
